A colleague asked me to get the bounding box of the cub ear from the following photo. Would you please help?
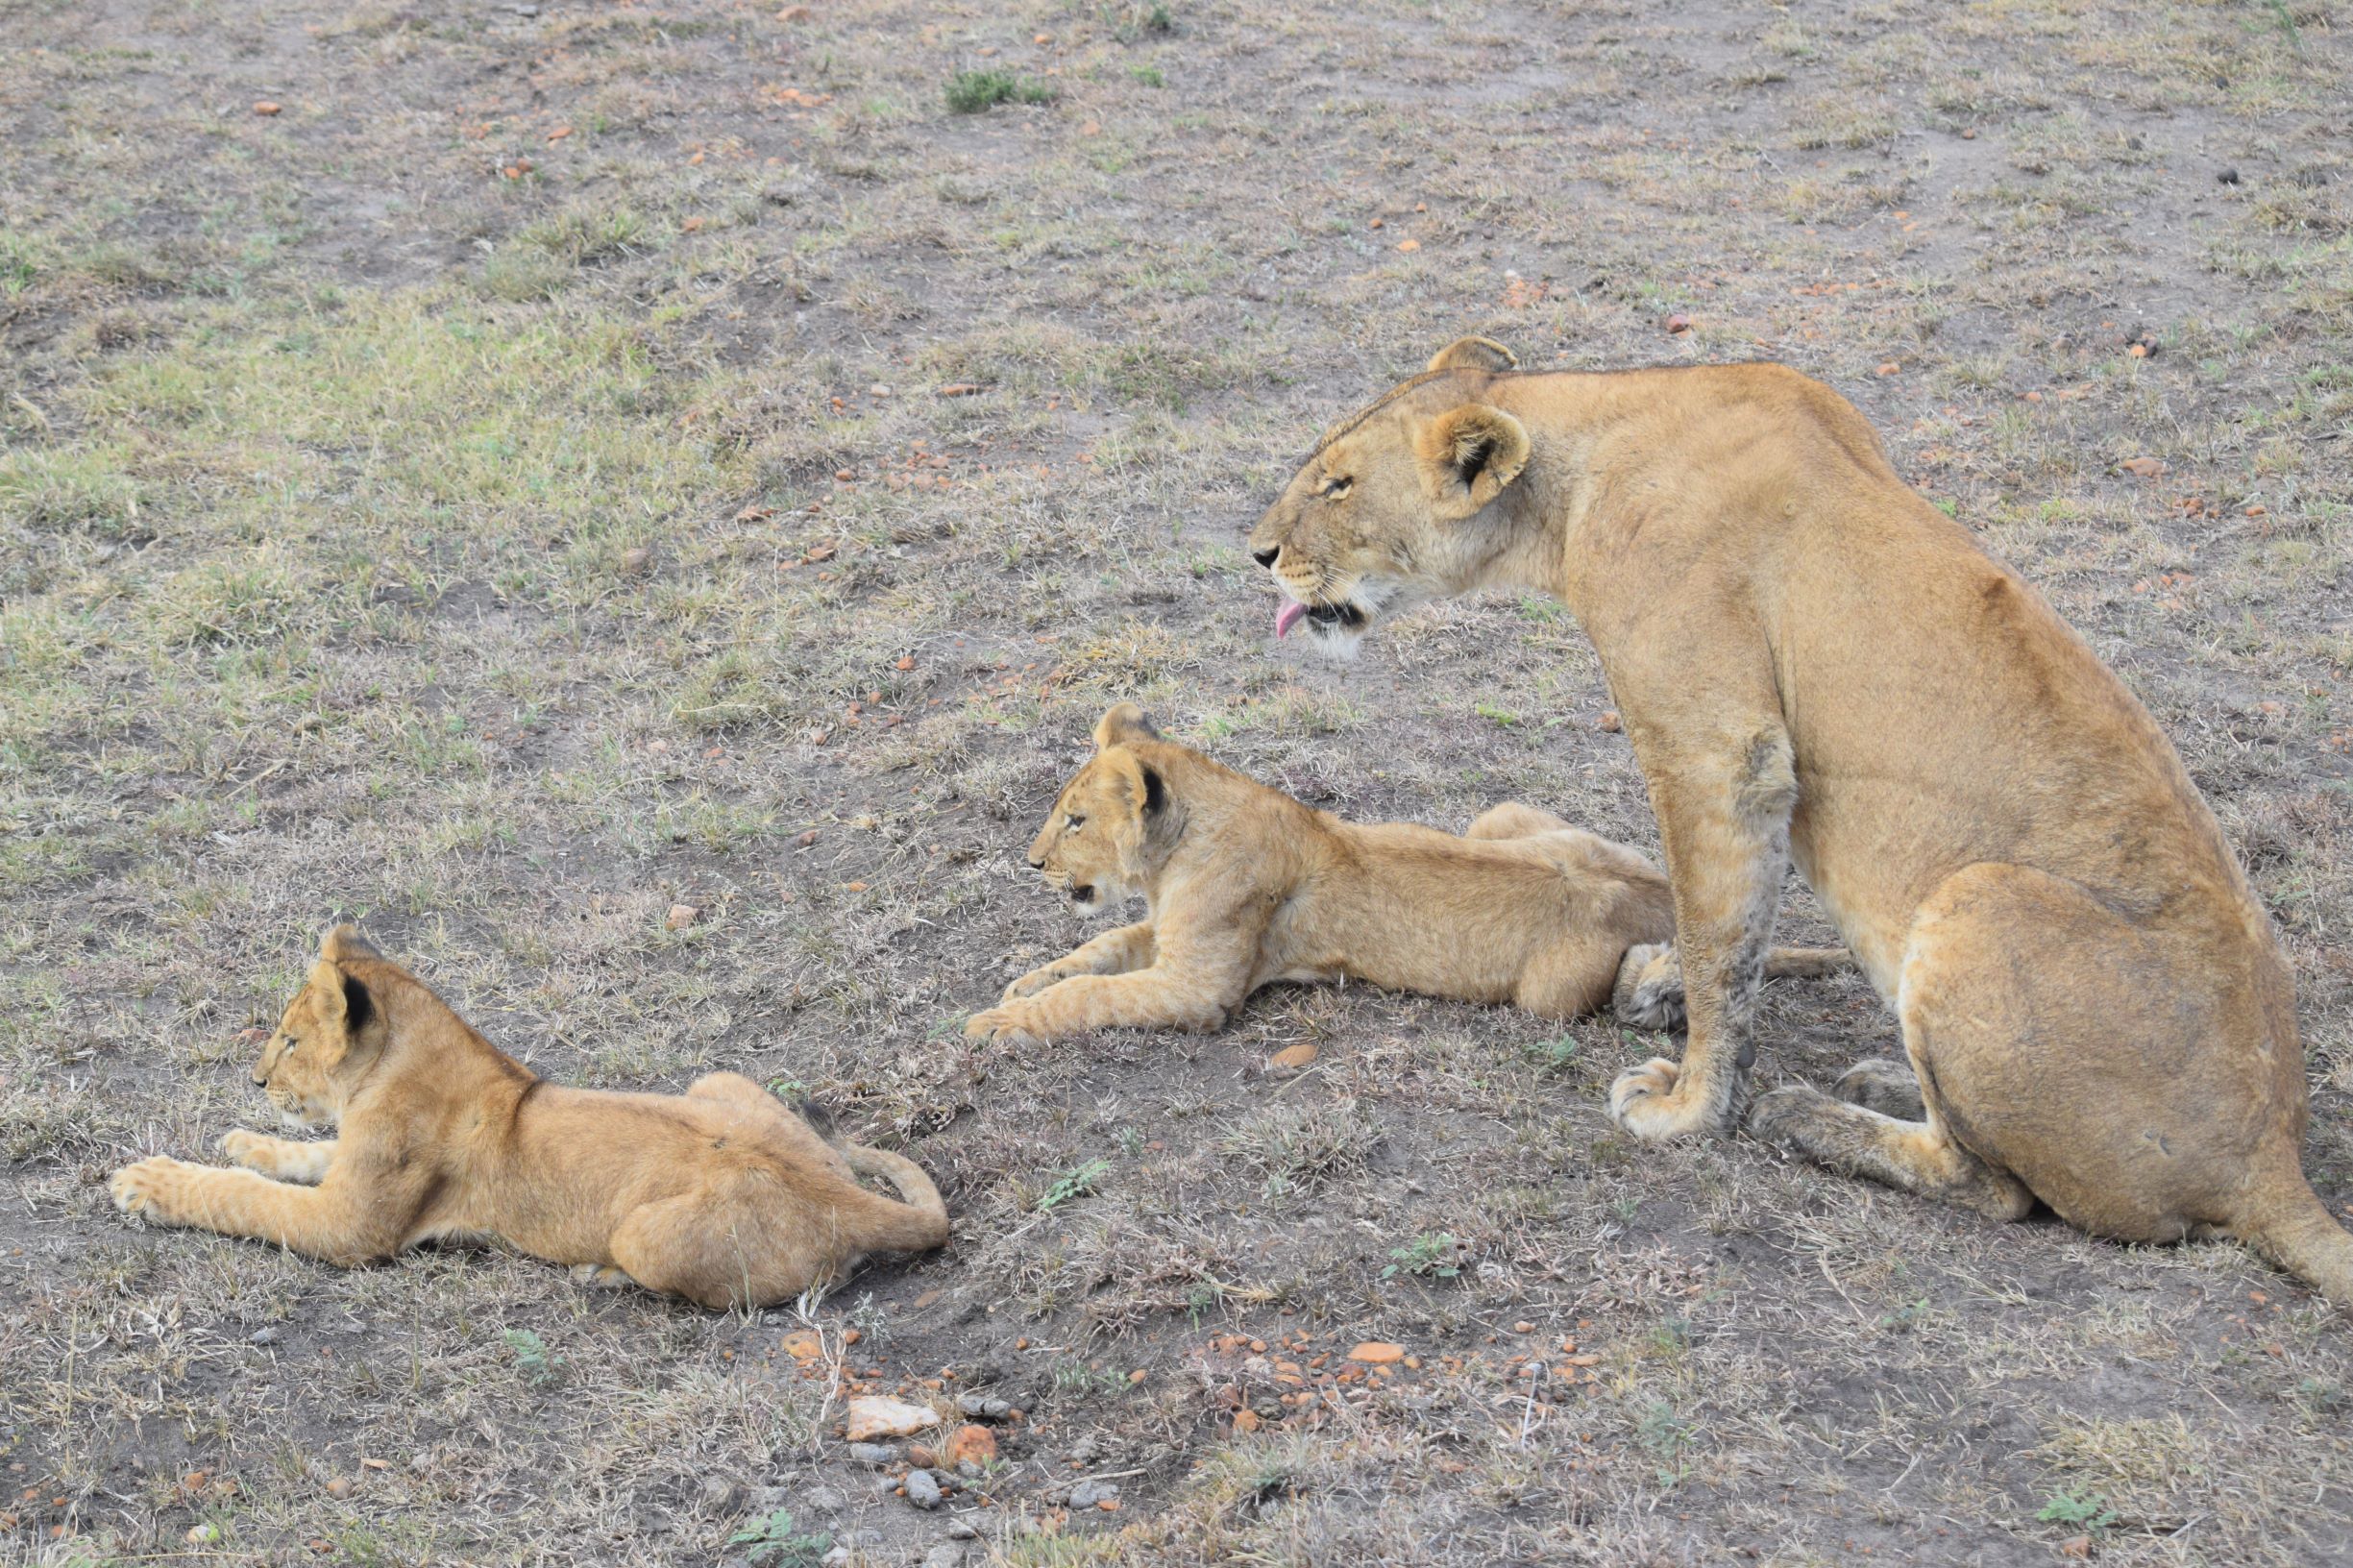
[1092,701,1162,750]
[1425,335,1518,375]
[306,958,351,1024]
[1414,403,1532,521]
[320,923,381,963]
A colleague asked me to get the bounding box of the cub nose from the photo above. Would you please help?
[250,1067,270,1088]
[1027,854,1045,870]
[1251,545,1280,568]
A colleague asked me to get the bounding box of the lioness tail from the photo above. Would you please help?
[2245,1182,2353,1309]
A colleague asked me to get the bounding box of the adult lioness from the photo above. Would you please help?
[964,702,1845,1041]
[110,927,948,1308]
[1244,333,2353,1302]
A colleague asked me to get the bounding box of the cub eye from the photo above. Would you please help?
[282,1038,300,1056]
[1319,476,1353,499]
[1066,815,1087,831]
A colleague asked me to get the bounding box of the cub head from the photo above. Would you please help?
[249,925,389,1126]
[1246,334,1533,658]
[1025,703,1170,916]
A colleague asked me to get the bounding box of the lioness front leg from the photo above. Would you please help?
[1001,921,1156,1000]
[221,1130,338,1184]
[1608,724,1796,1139]
[111,1159,398,1266]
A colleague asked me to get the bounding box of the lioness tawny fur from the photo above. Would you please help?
[1243,331,2353,1304]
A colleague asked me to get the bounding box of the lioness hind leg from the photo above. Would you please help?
[1514,938,1626,1019]
[687,1071,854,1184]
[1465,801,1576,840]
[1748,1084,2034,1221]
[1835,1058,1925,1121]
[610,1193,821,1311]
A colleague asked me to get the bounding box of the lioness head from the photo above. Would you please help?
[249,926,388,1126]
[1025,703,1169,915]
[1247,334,1533,657]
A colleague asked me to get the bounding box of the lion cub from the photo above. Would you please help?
[112,927,948,1309]
[966,703,1844,1042]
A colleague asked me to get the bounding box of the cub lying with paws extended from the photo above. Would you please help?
[965,703,1845,1042]
[111,927,948,1309]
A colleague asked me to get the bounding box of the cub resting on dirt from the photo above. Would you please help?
[963,702,1845,1041]
[111,927,948,1308]
[1243,331,2353,1303]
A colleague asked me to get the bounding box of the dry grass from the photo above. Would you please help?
[3,0,2351,1565]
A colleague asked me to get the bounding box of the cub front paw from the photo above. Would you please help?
[965,1005,1046,1043]
[220,1130,275,1172]
[1606,1057,1721,1140]
[1001,966,1074,1002]
[111,1156,191,1222]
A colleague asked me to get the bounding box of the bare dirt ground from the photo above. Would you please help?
[4,0,2351,1563]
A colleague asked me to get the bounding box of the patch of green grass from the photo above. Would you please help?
[1035,1158,1111,1212]
[1381,1231,1466,1281]
[945,69,1057,113]
[1130,64,1164,87]
[729,1508,831,1567]
[2036,1489,2117,1533]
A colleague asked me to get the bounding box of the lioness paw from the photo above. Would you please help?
[1607,1057,1722,1140]
[111,1156,189,1221]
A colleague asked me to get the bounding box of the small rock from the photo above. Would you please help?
[946,1519,978,1539]
[1069,1479,1119,1508]
[1663,312,1691,334]
[799,1483,846,1519]
[2217,167,2241,185]
[667,903,700,930]
[699,1476,747,1514]
[821,1550,852,1568]
[845,1396,938,1444]
[408,1452,431,1475]
[983,1398,1015,1420]
[1349,1341,1406,1364]
[621,547,652,575]
[923,1545,966,1568]
[1067,1433,1104,1464]
[846,1442,899,1467]
[252,101,282,116]
[1266,1042,1318,1074]
[2059,1537,2093,1559]
[250,1326,282,1346]
[780,1329,823,1361]
[903,1467,944,1509]
[1597,710,1621,733]
[869,383,894,398]
[957,1392,990,1417]
[957,1460,984,1480]
[945,1424,997,1467]
[324,1477,352,1499]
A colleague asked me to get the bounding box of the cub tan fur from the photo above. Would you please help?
[964,703,1844,1041]
[111,928,948,1308]
[1243,333,2353,1305]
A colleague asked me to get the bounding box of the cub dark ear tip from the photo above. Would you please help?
[340,970,377,1032]
[1140,763,1167,816]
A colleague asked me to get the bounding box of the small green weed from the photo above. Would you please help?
[729,1508,832,1568]
[2036,1489,2117,1533]
[502,1327,564,1387]
[945,70,1057,113]
[1382,1232,1468,1281]
[1035,1158,1111,1212]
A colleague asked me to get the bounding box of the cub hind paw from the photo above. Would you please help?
[1612,943,1687,1031]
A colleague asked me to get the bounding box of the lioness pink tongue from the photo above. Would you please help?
[1275,600,1308,639]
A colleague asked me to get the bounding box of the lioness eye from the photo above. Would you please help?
[1066,815,1086,831]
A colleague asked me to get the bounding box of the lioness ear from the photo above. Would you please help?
[1425,335,1518,375]
[1092,701,1161,750]
[1415,404,1532,521]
